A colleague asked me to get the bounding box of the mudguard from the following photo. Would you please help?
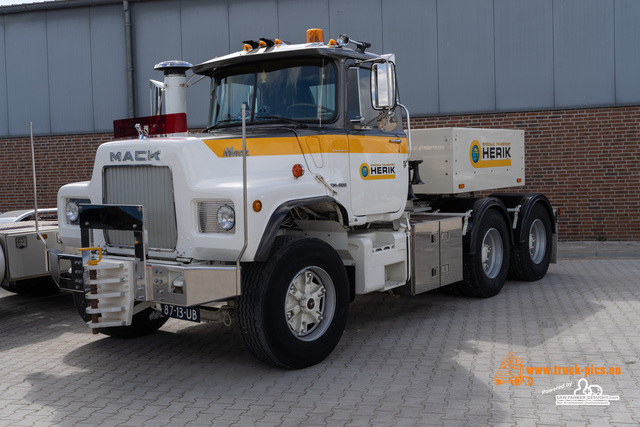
[491,193,556,245]
[254,196,343,262]
[430,197,512,256]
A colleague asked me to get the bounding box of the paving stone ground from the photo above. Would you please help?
[1,246,639,426]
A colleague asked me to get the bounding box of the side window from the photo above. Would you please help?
[347,67,395,129]
[347,66,402,132]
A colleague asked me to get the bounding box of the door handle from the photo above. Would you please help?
[389,139,402,144]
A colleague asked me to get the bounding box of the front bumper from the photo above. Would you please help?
[48,204,240,307]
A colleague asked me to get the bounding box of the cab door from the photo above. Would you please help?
[346,65,408,216]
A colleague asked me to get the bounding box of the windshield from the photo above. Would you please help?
[208,58,336,128]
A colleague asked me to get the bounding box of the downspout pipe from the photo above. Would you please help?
[124,1,135,118]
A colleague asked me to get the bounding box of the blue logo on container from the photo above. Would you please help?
[471,144,480,163]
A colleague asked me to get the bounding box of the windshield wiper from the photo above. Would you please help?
[254,115,307,128]
[204,118,240,132]
[205,115,307,132]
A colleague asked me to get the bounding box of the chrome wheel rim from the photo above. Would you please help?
[482,228,504,279]
[529,219,547,264]
[285,266,335,341]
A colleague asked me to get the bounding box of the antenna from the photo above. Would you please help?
[30,122,49,267]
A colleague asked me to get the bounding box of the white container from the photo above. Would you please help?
[409,128,525,194]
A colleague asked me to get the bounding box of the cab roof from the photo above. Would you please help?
[191,41,382,76]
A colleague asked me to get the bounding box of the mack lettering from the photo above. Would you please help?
[110,150,161,162]
[223,147,250,157]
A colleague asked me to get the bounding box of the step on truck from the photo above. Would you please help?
[49,29,557,368]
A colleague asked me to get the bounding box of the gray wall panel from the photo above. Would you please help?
[1,0,640,136]
[228,0,278,49]
[90,5,128,132]
[5,11,50,136]
[277,0,330,44]
[437,0,495,114]
[47,8,94,134]
[329,0,383,53]
[554,0,615,108]
[0,17,9,137]
[133,0,183,117]
[382,0,438,116]
[494,0,554,111]
[615,0,640,104]
[181,0,230,128]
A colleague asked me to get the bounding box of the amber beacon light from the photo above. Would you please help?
[306,28,324,43]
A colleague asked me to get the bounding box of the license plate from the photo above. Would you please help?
[160,304,201,323]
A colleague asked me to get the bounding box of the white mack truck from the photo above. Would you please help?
[49,29,557,369]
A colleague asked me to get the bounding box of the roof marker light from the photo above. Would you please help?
[244,44,252,52]
[259,40,267,47]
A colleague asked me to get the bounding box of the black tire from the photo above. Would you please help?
[237,236,350,369]
[458,209,511,298]
[72,292,168,338]
[509,203,553,281]
[1,276,59,296]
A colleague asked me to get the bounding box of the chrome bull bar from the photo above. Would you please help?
[48,204,240,305]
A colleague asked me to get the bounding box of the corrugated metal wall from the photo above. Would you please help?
[0,0,639,137]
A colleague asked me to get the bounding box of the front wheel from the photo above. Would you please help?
[72,292,168,338]
[509,203,553,281]
[458,209,511,298]
[237,236,350,369]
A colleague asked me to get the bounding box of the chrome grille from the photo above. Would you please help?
[198,201,235,233]
[103,166,177,250]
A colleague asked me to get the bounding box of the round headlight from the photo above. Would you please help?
[66,201,80,223]
[217,205,235,231]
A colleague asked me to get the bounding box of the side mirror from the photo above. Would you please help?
[371,62,396,110]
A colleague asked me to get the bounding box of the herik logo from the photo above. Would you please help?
[471,144,480,163]
[469,139,512,168]
[360,163,396,180]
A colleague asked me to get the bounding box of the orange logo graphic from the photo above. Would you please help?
[495,352,622,387]
[494,352,534,386]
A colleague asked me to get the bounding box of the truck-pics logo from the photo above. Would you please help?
[470,139,511,168]
[360,163,396,180]
[494,352,622,389]
[494,353,534,386]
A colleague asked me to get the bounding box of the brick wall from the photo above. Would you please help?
[411,106,640,241]
[1,105,638,240]
[0,133,109,214]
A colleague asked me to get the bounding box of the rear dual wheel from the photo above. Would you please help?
[509,203,553,281]
[459,209,511,298]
